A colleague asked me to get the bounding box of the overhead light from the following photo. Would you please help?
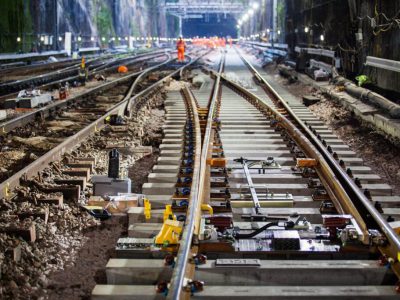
[252,3,259,10]
[248,8,254,16]
[320,34,325,41]
[305,26,309,33]
[16,37,21,42]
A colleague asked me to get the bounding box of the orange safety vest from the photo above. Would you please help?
[177,40,185,51]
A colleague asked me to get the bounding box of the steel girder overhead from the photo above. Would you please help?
[163,0,246,19]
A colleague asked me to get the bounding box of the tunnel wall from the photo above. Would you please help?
[0,0,170,53]
[285,0,400,96]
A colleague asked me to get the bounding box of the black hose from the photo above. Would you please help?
[234,222,279,239]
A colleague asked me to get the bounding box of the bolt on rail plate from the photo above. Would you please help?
[215,258,261,267]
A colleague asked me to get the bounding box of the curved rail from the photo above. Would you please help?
[0,49,170,102]
[167,51,225,300]
[236,48,400,273]
[0,52,204,200]
[0,52,170,133]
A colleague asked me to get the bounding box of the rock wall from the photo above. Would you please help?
[0,0,172,53]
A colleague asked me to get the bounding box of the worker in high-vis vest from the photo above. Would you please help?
[176,37,186,63]
[78,56,88,85]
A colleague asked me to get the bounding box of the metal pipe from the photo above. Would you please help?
[332,69,400,118]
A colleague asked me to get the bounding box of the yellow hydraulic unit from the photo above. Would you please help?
[144,198,151,220]
[201,204,213,215]
[155,219,183,246]
[163,204,176,221]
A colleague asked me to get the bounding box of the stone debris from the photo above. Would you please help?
[0,86,169,299]
[12,136,64,151]
[166,79,189,91]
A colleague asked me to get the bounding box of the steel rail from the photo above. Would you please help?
[0,49,170,101]
[167,51,225,300]
[0,52,204,200]
[237,49,400,267]
[124,52,177,116]
[0,52,171,133]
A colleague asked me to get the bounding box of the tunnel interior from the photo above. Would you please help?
[183,14,238,38]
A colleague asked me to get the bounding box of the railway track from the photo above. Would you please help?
[91,48,400,299]
[0,50,206,201]
[0,49,170,103]
[0,51,170,132]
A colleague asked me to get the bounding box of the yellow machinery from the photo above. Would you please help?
[144,198,151,220]
[163,204,176,221]
[155,219,183,246]
[201,204,213,215]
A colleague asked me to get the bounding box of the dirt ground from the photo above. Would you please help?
[45,217,126,300]
[266,63,400,194]
[309,99,400,195]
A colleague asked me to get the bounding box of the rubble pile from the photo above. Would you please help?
[0,87,169,299]
[0,193,100,299]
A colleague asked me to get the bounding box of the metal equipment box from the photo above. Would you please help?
[92,175,132,197]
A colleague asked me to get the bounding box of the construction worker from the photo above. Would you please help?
[176,37,186,63]
[78,56,88,85]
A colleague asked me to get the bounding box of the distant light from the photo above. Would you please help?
[248,9,254,16]
[238,20,242,26]
[252,3,259,10]
[118,37,121,41]
[77,36,82,42]
[91,36,95,41]
[236,25,240,29]
[59,36,63,42]
[40,36,45,42]
[125,36,128,41]
[320,34,325,41]
[305,26,309,33]
[243,13,249,21]
[16,37,21,42]
[267,28,270,33]
[277,30,281,35]
[112,37,116,41]
[102,37,106,42]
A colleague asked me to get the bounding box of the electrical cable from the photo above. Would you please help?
[233,222,279,239]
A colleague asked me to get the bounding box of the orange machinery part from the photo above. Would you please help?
[207,158,226,167]
[296,158,318,168]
